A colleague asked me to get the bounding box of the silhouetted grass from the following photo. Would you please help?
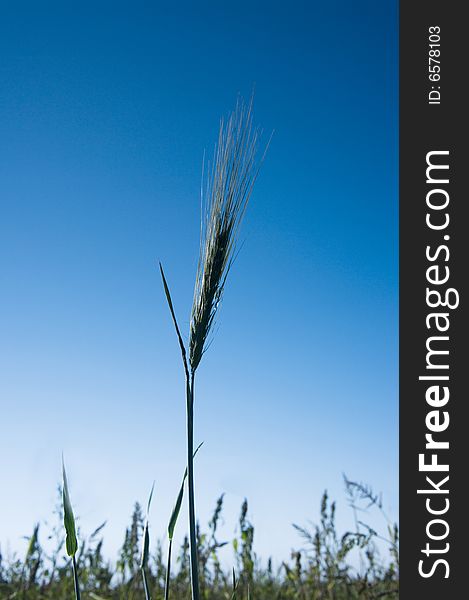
[160,95,266,600]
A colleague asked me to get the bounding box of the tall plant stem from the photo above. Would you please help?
[164,538,173,600]
[159,264,200,599]
[186,371,200,600]
[72,556,81,600]
[142,567,151,600]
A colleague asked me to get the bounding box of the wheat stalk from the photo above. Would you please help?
[160,96,265,600]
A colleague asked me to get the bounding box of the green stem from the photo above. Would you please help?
[159,264,199,599]
[164,537,173,600]
[72,556,81,600]
[187,372,200,600]
[142,567,151,600]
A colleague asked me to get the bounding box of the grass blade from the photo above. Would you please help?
[231,568,239,600]
[159,262,189,379]
[62,460,78,558]
[165,443,203,600]
[140,482,155,570]
[168,442,203,541]
[140,482,155,600]
[62,458,80,600]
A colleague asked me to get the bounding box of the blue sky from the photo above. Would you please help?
[0,1,398,565]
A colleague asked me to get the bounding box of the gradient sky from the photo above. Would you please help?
[0,1,398,566]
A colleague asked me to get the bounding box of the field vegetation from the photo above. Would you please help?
[0,477,398,599]
[1,99,398,599]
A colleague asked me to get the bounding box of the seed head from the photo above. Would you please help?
[189,98,265,372]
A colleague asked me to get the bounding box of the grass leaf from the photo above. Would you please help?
[159,262,189,378]
[62,459,78,558]
[140,482,155,570]
[168,442,203,540]
[231,568,239,600]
